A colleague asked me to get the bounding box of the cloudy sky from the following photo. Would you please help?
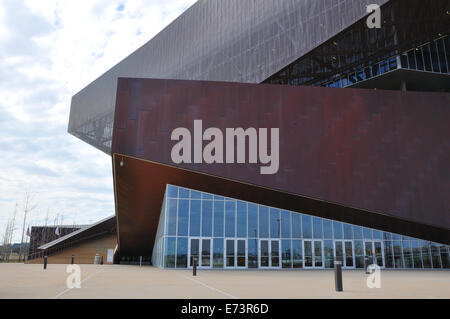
[0,0,196,242]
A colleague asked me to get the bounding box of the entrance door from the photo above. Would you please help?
[201,239,211,267]
[189,238,212,268]
[334,241,355,268]
[304,240,324,268]
[225,239,236,268]
[365,241,385,268]
[189,238,200,268]
[259,239,281,268]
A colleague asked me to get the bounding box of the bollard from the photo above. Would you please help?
[100,255,104,265]
[334,260,343,292]
[43,256,48,270]
[71,255,74,265]
[193,257,197,276]
[140,256,142,267]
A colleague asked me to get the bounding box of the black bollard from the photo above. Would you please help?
[334,260,343,292]
[71,255,74,265]
[43,256,48,270]
[193,257,197,276]
[101,256,104,265]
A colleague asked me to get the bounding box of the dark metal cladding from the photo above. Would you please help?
[112,78,450,255]
[69,0,388,153]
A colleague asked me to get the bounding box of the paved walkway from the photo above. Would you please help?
[0,264,449,299]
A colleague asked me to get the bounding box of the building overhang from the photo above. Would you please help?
[111,78,450,256]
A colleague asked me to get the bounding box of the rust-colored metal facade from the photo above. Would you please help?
[112,78,450,256]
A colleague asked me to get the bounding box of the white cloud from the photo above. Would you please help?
[0,0,196,242]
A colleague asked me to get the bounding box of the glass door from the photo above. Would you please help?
[270,240,281,268]
[236,239,247,268]
[189,238,200,268]
[259,240,269,268]
[334,240,355,268]
[259,239,280,268]
[304,240,324,268]
[225,239,236,268]
[365,241,384,268]
[201,239,211,267]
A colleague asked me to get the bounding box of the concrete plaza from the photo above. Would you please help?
[0,263,448,299]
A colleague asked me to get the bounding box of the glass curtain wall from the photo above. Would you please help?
[154,185,450,270]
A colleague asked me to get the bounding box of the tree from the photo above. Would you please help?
[1,203,17,262]
[18,191,37,262]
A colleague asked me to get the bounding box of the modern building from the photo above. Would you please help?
[68,0,450,270]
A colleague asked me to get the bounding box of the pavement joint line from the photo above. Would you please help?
[182,275,239,299]
[51,269,104,299]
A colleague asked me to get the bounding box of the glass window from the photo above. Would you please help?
[422,43,432,72]
[384,241,394,268]
[166,199,177,236]
[407,50,416,69]
[259,206,269,238]
[281,240,292,268]
[177,199,189,236]
[388,57,397,71]
[415,47,424,71]
[353,226,362,239]
[201,200,212,237]
[179,188,189,198]
[430,42,440,72]
[189,200,201,236]
[236,201,247,238]
[313,217,323,239]
[248,203,258,238]
[270,208,280,238]
[292,240,303,268]
[213,195,224,201]
[176,237,188,268]
[323,220,332,239]
[190,190,201,199]
[391,233,401,240]
[393,241,404,268]
[213,238,224,268]
[440,245,450,269]
[324,240,334,268]
[213,201,224,237]
[248,239,258,268]
[364,67,372,79]
[402,241,413,268]
[225,201,236,237]
[291,213,301,238]
[341,76,349,87]
[363,227,372,239]
[281,210,291,239]
[333,221,343,239]
[167,185,178,198]
[372,64,380,76]
[164,237,176,268]
[202,192,213,200]
[400,53,408,69]
[379,60,388,74]
[373,230,382,240]
[421,242,432,268]
[343,224,353,239]
[436,38,448,73]
[431,243,442,269]
[302,215,312,239]
[411,241,423,268]
[383,232,391,240]
[354,240,364,268]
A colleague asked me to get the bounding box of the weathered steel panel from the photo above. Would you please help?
[112,78,450,254]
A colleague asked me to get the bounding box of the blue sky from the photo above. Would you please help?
[0,0,196,242]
